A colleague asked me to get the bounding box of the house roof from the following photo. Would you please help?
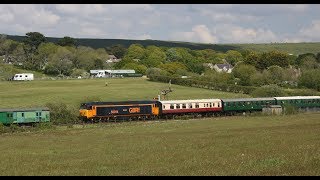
[215,63,233,70]
[109,55,117,59]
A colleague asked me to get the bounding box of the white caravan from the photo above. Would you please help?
[13,73,34,81]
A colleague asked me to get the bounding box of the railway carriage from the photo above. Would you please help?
[79,100,161,121]
[159,99,223,117]
[221,98,276,115]
[0,108,50,125]
[274,96,320,110]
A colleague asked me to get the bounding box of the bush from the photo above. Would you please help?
[45,102,79,125]
[283,104,298,115]
[251,84,287,97]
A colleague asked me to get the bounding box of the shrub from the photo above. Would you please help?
[45,102,79,125]
[283,104,298,115]
[251,84,287,97]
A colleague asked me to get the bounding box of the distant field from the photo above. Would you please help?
[0,113,320,175]
[230,42,320,55]
[0,78,250,109]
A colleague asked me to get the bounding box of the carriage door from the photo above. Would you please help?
[36,111,42,122]
[18,112,25,123]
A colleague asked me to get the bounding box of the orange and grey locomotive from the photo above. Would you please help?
[79,100,160,122]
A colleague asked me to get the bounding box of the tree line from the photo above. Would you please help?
[1,32,320,91]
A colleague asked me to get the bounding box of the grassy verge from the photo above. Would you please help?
[0,112,319,175]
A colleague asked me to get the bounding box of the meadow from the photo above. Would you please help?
[0,113,320,175]
[0,78,319,175]
[0,78,250,109]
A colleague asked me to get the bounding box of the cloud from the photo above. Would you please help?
[214,24,278,43]
[55,4,105,15]
[299,20,320,39]
[170,25,218,43]
[200,11,260,23]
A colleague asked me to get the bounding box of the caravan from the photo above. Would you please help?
[13,73,34,81]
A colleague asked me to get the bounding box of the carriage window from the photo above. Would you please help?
[170,104,174,109]
[195,103,199,108]
[189,103,192,108]
[36,112,38,116]
[163,105,166,109]
[182,104,186,109]
[21,113,24,117]
[209,103,212,107]
[218,103,220,107]
[176,104,180,109]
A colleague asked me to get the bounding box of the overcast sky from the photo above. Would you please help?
[0,4,319,44]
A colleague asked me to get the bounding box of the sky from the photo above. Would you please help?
[0,4,320,44]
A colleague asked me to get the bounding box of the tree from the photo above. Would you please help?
[232,64,257,86]
[298,69,320,91]
[44,47,74,76]
[36,42,59,70]
[243,51,260,67]
[146,68,162,78]
[106,44,127,59]
[225,50,243,66]
[299,55,319,69]
[123,44,146,61]
[257,51,289,70]
[122,63,147,74]
[23,32,46,52]
[158,62,188,75]
[166,48,181,62]
[57,36,77,47]
[142,46,166,68]
[266,65,285,84]
[93,59,104,69]
[295,53,316,66]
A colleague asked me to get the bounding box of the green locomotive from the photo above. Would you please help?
[0,108,50,125]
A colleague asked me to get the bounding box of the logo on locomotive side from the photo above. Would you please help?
[129,107,140,113]
[111,110,119,114]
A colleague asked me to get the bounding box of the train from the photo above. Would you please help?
[79,96,320,122]
[0,108,50,125]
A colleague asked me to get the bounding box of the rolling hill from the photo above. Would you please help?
[4,34,320,55]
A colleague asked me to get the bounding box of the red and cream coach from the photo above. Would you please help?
[159,99,223,117]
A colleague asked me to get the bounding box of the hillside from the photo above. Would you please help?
[5,34,320,55]
[5,35,238,53]
[230,42,320,55]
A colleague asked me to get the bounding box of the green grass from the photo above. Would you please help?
[0,113,320,175]
[0,78,250,109]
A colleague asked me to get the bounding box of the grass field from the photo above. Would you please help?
[0,113,320,175]
[1,77,319,175]
[0,78,250,109]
